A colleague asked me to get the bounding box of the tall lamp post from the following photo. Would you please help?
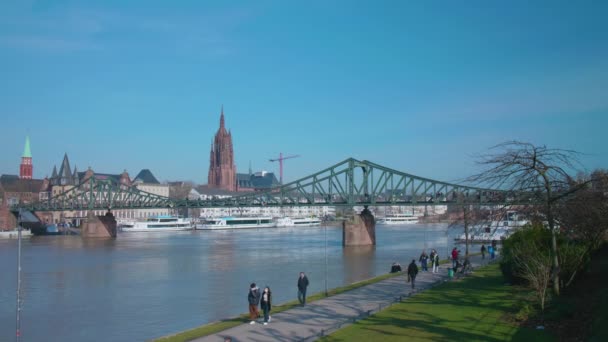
[16,209,22,342]
[324,223,328,296]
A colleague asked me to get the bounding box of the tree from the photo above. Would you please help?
[467,141,582,296]
[555,169,608,287]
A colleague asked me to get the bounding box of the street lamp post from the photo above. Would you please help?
[324,224,328,296]
[16,209,22,342]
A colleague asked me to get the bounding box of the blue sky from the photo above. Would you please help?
[1,0,607,184]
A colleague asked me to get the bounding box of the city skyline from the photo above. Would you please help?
[1,1,607,184]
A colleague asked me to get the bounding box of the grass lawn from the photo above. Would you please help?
[320,263,554,342]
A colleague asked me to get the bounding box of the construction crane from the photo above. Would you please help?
[269,153,300,184]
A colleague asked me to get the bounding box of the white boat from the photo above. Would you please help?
[120,216,193,232]
[456,211,528,242]
[377,214,419,225]
[276,217,322,227]
[0,229,32,239]
[196,216,276,230]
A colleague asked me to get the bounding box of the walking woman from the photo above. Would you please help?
[260,286,272,325]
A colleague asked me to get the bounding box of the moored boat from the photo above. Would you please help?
[276,217,322,227]
[455,211,528,243]
[377,214,419,225]
[0,229,33,239]
[120,216,193,232]
[196,216,276,230]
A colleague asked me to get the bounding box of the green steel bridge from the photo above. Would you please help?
[12,158,521,212]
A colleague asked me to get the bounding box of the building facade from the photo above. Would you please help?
[207,106,237,191]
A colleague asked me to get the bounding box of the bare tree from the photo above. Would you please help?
[467,141,583,296]
[556,170,608,287]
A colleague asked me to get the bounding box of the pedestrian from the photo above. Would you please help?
[432,249,440,273]
[451,247,459,268]
[481,244,486,259]
[248,283,261,324]
[407,259,419,289]
[491,240,497,259]
[419,250,429,271]
[260,286,272,325]
[297,272,309,306]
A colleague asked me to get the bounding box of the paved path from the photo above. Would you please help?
[193,254,493,342]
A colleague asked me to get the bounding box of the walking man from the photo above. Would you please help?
[297,272,309,306]
[481,244,486,259]
[248,283,261,324]
[407,259,419,290]
[419,250,429,271]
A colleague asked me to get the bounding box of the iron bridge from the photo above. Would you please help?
[12,158,525,212]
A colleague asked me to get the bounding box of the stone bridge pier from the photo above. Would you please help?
[82,210,117,238]
[342,206,376,246]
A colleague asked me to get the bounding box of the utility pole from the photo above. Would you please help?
[16,209,22,342]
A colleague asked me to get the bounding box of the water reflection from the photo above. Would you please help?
[343,246,375,284]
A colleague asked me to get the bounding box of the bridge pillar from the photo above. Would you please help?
[82,210,117,238]
[342,207,376,246]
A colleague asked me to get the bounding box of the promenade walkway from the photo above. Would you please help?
[193,254,493,342]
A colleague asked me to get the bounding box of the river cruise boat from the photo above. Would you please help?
[196,216,276,230]
[377,214,419,225]
[455,211,528,243]
[0,229,33,239]
[120,216,193,232]
[275,217,322,227]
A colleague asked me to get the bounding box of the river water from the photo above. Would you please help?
[0,223,463,341]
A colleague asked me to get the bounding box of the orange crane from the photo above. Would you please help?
[269,153,300,184]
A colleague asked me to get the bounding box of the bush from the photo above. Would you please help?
[500,225,552,284]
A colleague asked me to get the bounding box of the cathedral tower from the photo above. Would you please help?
[19,136,33,179]
[207,106,237,191]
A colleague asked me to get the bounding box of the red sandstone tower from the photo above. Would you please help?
[19,136,33,179]
[208,106,237,191]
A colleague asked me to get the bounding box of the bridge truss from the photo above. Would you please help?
[14,158,520,212]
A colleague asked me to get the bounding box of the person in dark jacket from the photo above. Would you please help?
[390,262,402,273]
[297,272,309,306]
[248,283,261,324]
[407,259,419,289]
[260,286,272,325]
[481,244,487,259]
[419,250,429,271]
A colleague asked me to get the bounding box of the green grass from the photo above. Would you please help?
[154,253,482,342]
[319,264,554,342]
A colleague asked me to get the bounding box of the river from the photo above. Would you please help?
[0,223,463,341]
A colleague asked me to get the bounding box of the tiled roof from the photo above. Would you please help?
[237,172,280,190]
[133,169,160,184]
[0,174,45,193]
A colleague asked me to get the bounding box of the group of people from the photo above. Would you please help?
[247,272,310,325]
[480,240,498,259]
[389,249,442,290]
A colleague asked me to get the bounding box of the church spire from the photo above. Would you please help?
[22,136,32,158]
[220,105,225,129]
[19,135,33,179]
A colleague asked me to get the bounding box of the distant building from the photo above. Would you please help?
[0,137,48,229]
[0,175,47,230]
[237,170,280,192]
[46,154,169,223]
[207,106,237,191]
